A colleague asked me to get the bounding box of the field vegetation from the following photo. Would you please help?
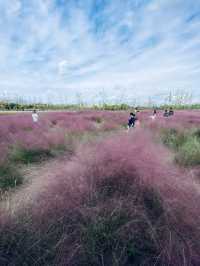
[0,109,200,265]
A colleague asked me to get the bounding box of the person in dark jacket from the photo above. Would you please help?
[128,112,137,129]
[163,109,169,117]
[168,107,174,116]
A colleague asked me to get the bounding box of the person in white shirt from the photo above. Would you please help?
[32,109,39,123]
[150,108,157,120]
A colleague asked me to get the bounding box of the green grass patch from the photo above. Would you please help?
[93,117,102,123]
[23,127,33,131]
[175,136,200,166]
[161,128,200,166]
[193,128,200,139]
[0,164,23,190]
[161,128,187,150]
[9,147,53,164]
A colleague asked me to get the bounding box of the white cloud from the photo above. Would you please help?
[5,0,21,16]
[0,0,200,103]
[58,60,69,75]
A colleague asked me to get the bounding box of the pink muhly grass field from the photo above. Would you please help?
[144,109,200,130]
[1,128,200,265]
[0,110,198,165]
[0,111,127,165]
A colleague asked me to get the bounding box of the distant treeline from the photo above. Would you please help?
[0,102,131,111]
[160,104,200,110]
[0,102,79,111]
[0,101,200,111]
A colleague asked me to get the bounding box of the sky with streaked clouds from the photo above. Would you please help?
[0,0,200,104]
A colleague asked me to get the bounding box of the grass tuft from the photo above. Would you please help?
[0,163,23,190]
[161,128,200,166]
[9,146,53,164]
[175,136,200,166]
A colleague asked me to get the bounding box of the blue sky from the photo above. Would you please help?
[0,0,200,104]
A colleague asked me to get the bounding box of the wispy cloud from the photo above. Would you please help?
[0,0,200,103]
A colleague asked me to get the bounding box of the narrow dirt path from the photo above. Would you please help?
[0,129,124,213]
[20,154,70,183]
[0,154,71,213]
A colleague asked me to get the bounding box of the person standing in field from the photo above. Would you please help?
[163,109,169,117]
[32,109,39,123]
[127,112,138,130]
[169,107,174,116]
[134,107,139,114]
[150,108,157,120]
